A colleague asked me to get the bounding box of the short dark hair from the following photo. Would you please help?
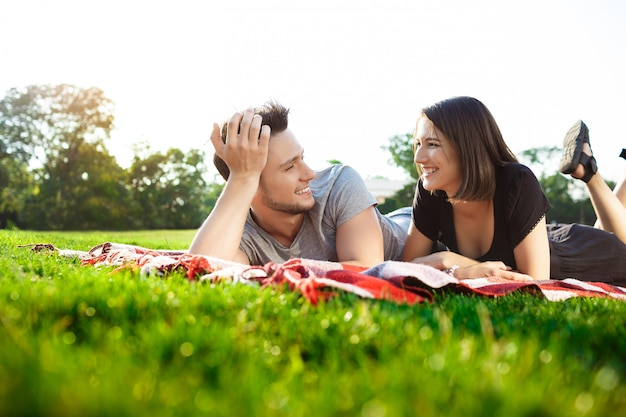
[419,96,517,201]
[214,101,290,181]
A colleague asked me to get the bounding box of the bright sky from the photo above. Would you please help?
[2,0,626,184]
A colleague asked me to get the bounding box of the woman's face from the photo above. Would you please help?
[414,117,462,197]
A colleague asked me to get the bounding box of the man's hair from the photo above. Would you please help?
[214,101,290,181]
[418,96,517,201]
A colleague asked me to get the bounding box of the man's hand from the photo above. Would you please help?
[210,108,271,179]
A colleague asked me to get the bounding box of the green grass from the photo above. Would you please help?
[1,230,625,417]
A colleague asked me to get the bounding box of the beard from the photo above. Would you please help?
[259,183,315,215]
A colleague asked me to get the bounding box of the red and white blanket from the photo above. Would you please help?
[23,242,626,305]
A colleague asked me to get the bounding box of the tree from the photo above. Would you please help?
[0,84,121,229]
[127,145,211,229]
[0,158,32,228]
[379,133,418,210]
[382,132,419,180]
[0,84,114,166]
[23,140,131,230]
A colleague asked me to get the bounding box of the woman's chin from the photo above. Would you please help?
[421,179,436,190]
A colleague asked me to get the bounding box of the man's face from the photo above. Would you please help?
[256,129,317,214]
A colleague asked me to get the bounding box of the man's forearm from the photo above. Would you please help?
[188,177,257,262]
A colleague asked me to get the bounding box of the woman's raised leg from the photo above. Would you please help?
[560,122,626,242]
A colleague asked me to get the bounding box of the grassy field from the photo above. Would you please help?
[1,229,625,417]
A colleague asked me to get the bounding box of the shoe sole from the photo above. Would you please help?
[558,120,587,174]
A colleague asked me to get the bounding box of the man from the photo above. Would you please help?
[189,101,409,267]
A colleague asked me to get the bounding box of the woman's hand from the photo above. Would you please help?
[455,261,534,281]
[406,249,535,281]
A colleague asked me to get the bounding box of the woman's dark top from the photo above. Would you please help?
[412,163,550,270]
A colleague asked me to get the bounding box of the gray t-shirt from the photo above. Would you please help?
[239,164,408,265]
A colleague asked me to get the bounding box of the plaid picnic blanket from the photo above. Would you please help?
[23,242,626,305]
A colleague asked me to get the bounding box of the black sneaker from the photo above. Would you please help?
[558,120,590,174]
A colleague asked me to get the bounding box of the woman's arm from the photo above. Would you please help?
[402,222,479,270]
[401,223,436,261]
[512,215,551,280]
[403,222,536,281]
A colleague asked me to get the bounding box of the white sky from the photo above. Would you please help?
[2,0,626,183]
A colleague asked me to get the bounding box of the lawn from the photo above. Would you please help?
[1,230,625,417]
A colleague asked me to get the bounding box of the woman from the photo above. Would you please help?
[401,96,626,285]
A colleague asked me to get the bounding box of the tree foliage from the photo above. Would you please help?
[0,84,114,166]
[378,133,419,211]
[0,157,31,228]
[0,84,212,230]
[23,141,131,230]
[127,145,210,229]
[381,132,419,180]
